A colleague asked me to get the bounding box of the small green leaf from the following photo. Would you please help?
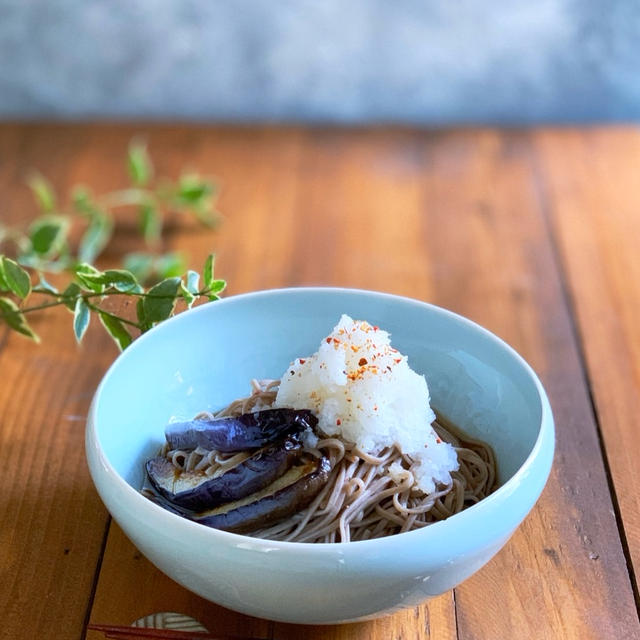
[155,252,186,279]
[79,269,141,293]
[62,282,81,311]
[0,256,32,299]
[106,269,141,293]
[177,174,214,204]
[27,172,56,212]
[180,281,196,309]
[73,297,90,343]
[139,203,161,245]
[136,297,150,332]
[99,312,133,351]
[202,255,225,300]
[28,215,69,257]
[209,279,226,294]
[205,277,226,301]
[123,253,154,284]
[203,253,215,288]
[37,273,58,294]
[0,265,9,292]
[127,141,153,186]
[74,263,105,293]
[78,211,113,263]
[0,296,39,341]
[143,277,181,325]
[186,270,200,295]
[75,263,102,277]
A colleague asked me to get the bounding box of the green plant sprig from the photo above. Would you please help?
[0,139,221,278]
[0,253,226,350]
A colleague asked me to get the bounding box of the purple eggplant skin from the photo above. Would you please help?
[145,437,303,511]
[141,488,190,518]
[193,456,331,534]
[164,408,318,453]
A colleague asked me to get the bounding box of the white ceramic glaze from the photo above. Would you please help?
[86,288,554,624]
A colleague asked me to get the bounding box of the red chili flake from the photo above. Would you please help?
[394,358,401,364]
[373,405,378,411]
[436,437,442,443]
[373,326,379,331]
[299,359,306,364]
[326,337,332,344]
[336,419,342,426]
[358,357,368,366]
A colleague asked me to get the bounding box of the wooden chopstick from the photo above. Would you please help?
[87,623,269,640]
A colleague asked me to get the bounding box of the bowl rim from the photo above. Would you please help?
[87,286,555,552]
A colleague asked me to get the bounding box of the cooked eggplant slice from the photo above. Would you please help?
[193,456,331,533]
[146,437,303,510]
[165,408,317,452]
[141,487,190,517]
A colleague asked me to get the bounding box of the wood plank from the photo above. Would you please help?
[0,337,110,640]
[0,125,115,640]
[533,127,640,594]
[414,129,639,639]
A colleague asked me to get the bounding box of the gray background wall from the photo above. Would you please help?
[1,0,639,124]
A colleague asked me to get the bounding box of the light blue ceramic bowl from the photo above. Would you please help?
[86,288,554,624]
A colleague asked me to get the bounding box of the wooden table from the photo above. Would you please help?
[1,124,639,640]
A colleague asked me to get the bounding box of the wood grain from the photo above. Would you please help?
[0,124,638,640]
[534,127,640,596]
[414,129,639,639]
[0,125,115,640]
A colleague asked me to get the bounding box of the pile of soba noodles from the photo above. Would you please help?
[152,315,497,543]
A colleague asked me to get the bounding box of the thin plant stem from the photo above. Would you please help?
[84,301,141,329]
[11,287,211,322]
[32,286,209,300]
[8,300,68,315]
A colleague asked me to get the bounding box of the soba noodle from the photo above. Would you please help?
[160,379,497,543]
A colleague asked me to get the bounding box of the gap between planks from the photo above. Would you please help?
[528,133,640,618]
